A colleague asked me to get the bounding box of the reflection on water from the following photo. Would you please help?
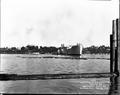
[0,54,110,94]
[108,76,119,95]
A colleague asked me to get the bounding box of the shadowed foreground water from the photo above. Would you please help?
[0,54,110,94]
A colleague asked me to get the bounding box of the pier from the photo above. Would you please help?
[109,18,120,95]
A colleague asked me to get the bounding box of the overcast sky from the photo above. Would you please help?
[1,0,119,47]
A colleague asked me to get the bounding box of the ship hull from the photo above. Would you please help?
[58,44,83,56]
[67,45,82,55]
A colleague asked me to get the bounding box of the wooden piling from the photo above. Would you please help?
[114,19,119,75]
[109,19,119,95]
[116,18,120,95]
[112,20,116,73]
[111,19,119,75]
[117,17,120,95]
[110,34,113,73]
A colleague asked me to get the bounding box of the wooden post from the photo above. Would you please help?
[117,19,120,76]
[117,12,120,95]
[114,19,119,75]
[110,34,113,73]
[109,19,119,95]
[111,19,119,75]
[112,20,116,73]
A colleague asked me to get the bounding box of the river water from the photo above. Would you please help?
[0,54,110,94]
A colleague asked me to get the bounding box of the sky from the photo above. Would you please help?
[1,0,119,48]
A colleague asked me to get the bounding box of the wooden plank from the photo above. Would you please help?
[0,73,113,81]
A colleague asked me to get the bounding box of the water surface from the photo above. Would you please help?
[0,54,110,94]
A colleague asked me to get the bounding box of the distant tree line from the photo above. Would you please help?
[82,45,110,54]
[0,45,110,54]
[0,45,58,54]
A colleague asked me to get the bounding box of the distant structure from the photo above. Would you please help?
[58,43,83,56]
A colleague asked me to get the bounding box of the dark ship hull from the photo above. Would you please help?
[58,43,83,56]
